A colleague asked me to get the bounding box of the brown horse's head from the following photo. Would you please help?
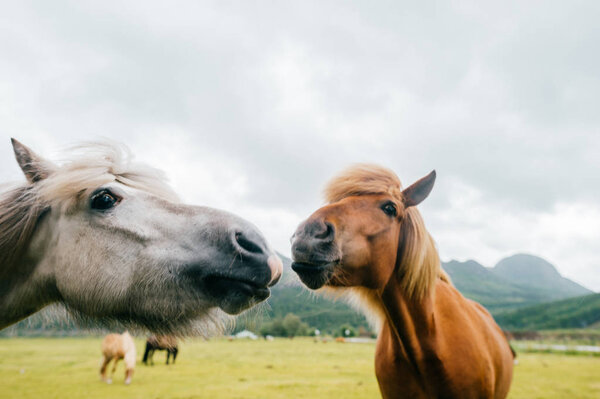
[291,164,439,298]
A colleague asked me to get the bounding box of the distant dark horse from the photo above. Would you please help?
[142,335,179,365]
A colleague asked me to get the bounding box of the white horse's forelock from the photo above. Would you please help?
[39,141,180,208]
[0,141,178,274]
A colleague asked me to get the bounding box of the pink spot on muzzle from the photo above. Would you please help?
[267,254,283,285]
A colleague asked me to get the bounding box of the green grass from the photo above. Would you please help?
[0,337,598,399]
[510,353,600,398]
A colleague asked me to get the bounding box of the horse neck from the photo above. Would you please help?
[0,229,58,329]
[376,273,450,393]
[379,213,442,364]
[381,275,438,353]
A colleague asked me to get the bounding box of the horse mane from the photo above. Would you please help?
[324,164,403,204]
[0,185,48,274]
[324,164,449,300]
[0,141,179,274]
[38,141,179,209]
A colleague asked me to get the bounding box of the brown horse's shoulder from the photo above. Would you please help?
[435,280,492,321]
[432,280,514,397]
[434,282,506,344]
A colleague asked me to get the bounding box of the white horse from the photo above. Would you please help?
[100,331,136,385]
[0,139,282,335]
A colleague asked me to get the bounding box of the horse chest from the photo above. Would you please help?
[374,326,494,399]
[375,331,429,399]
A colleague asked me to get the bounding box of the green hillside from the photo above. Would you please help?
[235,254,370,335]
[443,260,538,312]
[494,293,600,330]
[443,256,592,313]
[261,285,369,333]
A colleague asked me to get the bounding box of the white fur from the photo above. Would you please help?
[0,140,278,335]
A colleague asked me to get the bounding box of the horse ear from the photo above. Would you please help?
[11,138,55,183]
[402,170,436,208]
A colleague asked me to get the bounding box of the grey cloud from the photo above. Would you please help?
[0,1,598,289]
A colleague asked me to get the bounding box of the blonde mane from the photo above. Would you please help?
[324,164,449,301]
[0,142,178,273]
[0,185,47,274]
[38,142,179,209]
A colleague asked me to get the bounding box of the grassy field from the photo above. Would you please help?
[0,337,598,399]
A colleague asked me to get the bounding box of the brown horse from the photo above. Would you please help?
[291,165,514,399]
[142,335,179,365]
[100,331,136,385]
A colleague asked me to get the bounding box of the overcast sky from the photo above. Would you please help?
[1,1,598,290]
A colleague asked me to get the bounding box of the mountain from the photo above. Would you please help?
[443,255,593,313]
[491,254,591,300]
[443,260,542,312]
[494,293,600,330]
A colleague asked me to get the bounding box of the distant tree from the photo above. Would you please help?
[260,318,287,337]
[337,324,356,338]
[282,313,309,338]
[259,313,311,337]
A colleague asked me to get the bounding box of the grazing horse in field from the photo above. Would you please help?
[100,331,136,385]
[291,165,514,399]
[143,335,179,365]
[0,139,282,335]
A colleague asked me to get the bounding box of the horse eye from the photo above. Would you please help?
[91,190,119,211]
[381,202,397,217]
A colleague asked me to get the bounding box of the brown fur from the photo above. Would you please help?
[143,335,179,365]
[324,164,449,299]
[298,164,513,398]
[151,335,178,349]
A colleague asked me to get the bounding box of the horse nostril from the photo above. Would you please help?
[314,221,334,241]
[235,231,264,254]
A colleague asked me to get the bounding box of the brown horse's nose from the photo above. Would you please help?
[291,218,335,262]
[297,219,334,242]
[313,220,335,241]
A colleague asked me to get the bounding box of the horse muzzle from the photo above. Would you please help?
[291,217,340,290]
[182,223,283,315]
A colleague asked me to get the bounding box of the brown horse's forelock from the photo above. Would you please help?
[324,164,404,204]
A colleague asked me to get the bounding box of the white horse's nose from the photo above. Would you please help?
[231,227,282,286]
[234,230,266,255]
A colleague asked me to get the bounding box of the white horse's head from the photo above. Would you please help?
[0,139,282,335]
